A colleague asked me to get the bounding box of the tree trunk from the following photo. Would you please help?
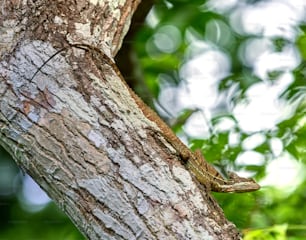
[0,0,241,239]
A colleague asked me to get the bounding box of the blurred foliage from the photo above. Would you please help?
[132,0,306,239]
[1,0,306,239]
[243,224,288,240]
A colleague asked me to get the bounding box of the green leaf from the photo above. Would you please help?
[243,224,288,240]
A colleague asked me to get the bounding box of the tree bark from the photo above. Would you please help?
[0,0,241,239]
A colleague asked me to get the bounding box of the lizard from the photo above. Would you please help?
[32,43,260,193]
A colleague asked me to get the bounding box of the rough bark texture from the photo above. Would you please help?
[0,0,241,239]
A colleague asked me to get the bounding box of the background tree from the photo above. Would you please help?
[1,0,306,239]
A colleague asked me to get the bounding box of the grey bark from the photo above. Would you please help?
[0,0,241,239]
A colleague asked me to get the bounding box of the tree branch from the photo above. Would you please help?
[0,0,241,239]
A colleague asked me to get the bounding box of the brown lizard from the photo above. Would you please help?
[34,43,260,193]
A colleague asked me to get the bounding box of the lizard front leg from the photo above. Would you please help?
[187,150,260,193]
